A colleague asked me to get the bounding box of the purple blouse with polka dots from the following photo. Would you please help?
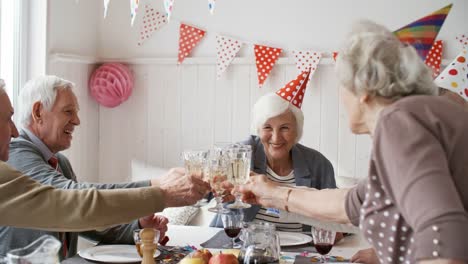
[345,95,468,263]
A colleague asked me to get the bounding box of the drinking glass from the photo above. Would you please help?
[133,229,160,257]
[205,154,230,214]
[221,210,244,248]
[182,149,210,206]
[311,227,336,263]
[226,144,252,209]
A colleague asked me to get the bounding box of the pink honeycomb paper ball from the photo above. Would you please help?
[89,63,134,108]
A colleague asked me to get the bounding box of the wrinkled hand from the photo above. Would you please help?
[138,214,169,242]
[233,174,281,208]
[350,248,379,264]
[157,167,211,207]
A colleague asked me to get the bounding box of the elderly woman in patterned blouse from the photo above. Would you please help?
[236,20,468,264]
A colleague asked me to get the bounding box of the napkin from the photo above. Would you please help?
[200,230,240,249]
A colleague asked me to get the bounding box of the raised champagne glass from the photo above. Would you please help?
[182,149,209,207]
[226,144,252,209]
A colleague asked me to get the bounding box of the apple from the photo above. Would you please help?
[192,249,213,264]
[180,257,205,264]
[208,253,239,264]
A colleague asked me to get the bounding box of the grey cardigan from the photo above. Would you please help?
[0,131,150,259]
[210,135,336,231]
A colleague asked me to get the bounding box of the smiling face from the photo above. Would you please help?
[259,110,298,162]
[29,88,80,153]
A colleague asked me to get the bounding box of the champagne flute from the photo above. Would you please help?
[226,144,252,209]
[311,227,336,263]
[182,149,209,207]
[205,155,230,213]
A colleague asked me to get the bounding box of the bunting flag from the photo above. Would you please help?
[393,4,452,60]
[254,44,282,87]
[138,4,168,46]
[434,49,468,101]
[104,0,111,18]
[456,33,468,48]
[275,70,311,109]
[292,50,322,79]
[130,0,139,26]
[332,51,338,62]
[216,35,243,79]
[164,0,174,21]
[208,0,216,14]
[178,24,206,64]
[424,40,443,78]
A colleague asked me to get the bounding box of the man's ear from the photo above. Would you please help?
[31,101,44,123]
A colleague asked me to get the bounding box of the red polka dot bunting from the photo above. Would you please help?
[216,35,243,79]
[332,51,338,62]
[292,50,322,79]
[138,4,168,46]
[424,40,443,79]
[177,23,206,64]
[275,70,311,109]
[435,49,468,102]
[254,44,282,87]
[456,33,468,49]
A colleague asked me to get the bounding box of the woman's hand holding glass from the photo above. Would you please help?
[226,144,252,209]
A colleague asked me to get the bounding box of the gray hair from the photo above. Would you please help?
[335,20,438,99]
[251,93,304,143]
[0,79,5,95]
[19,75,75,128]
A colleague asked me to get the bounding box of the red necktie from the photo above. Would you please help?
[48,156,68,258]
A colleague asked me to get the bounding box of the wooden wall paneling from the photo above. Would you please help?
[337,77,357,178]
[146,65,170,168]
[230,65,252,143]
[318,67,339,177]
[160,65,182,168]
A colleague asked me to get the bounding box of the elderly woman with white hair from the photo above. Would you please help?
[211,71,337,234]
[237,20,468,264]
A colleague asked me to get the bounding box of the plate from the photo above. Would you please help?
[277,232,312,246]
[78,245,161,263]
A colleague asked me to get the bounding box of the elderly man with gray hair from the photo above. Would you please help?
[0,79,209,237]
[0,75,204,260]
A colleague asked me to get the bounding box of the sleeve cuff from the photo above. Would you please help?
[414,218,468,261]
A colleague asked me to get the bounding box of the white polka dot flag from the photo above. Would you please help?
[137,4,168,46]
[434,49,468,101]
[275,69,311,109]
[208,0,216,14]
[103,0,110,18]
[254,44,282,87]
[164,0,174,21]
[177,23,206,65]
[456,33,468,49]
[292,50,322,79]
[130,0,139,26]
[424,40,443,78]
[216,35,243,79]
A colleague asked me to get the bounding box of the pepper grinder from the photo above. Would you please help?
[140,228,156,264]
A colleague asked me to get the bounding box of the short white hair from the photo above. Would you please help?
[0,79,5,95]
[251,93,304,143]
[336,20,438,99]
[19,75,75,128]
